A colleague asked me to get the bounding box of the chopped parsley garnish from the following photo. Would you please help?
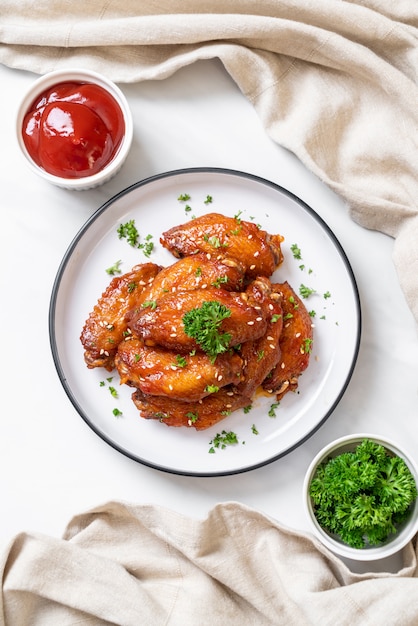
[299,284,316,299]
[211,275,228,288]
[117,221,154,256]
[177,193,191,201]
[323,291,332,299]
[113,408,123,418]
[203,234,227,249]
[205,385,220,394]
[117,220,140,247]
[141,300,157,310]
[243,404,253,414]
[183,300,232,362]
[186,411,198,424]
[208,430,239,453]
[251,424,259,435]
[268,402,280,417]
[301,338,313,354]
[204,195,213,204]
[106,260,122,275]
[139,234,154,257]
[290,243,302,260]
[174,355,187,368]
[108,386,118,398]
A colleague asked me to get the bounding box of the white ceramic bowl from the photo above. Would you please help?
[16,69,133,190]
[303,434,418,561]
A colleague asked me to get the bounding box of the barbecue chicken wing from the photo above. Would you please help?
[80,263,161,370]
[134,252,245,305]
[130,287,269,353]
[236,290,283,397]
[132,386,252,430]
[160,213,284,279]
[262,282,313,400]
[115,339,243,402]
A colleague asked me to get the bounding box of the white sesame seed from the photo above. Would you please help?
[170,366,177,371]
[254,251,259,257]
[196,375,202,380]
[169,384,173,390]
[295,332,301,338]
[104,351,109,357]
[281,362,285,369]
[256,317,263,322]
[247,320,255,325]
[99,349,104,355]
[218,375,223,382]
[248,234,253,239]
[267,336,274,341]
[269,344,275,350]
[170,333,177,338]
[250,264,256,270]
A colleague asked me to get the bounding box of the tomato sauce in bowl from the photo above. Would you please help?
[16,69,133,190]
[22,81,125,179]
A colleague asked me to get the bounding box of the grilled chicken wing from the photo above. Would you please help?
[236,291,283,397]
[134,252,245,305]
[130,287,269,353]
[262,282,313,399]
[160,213,284,278]
[132,386,252,430]
[115,339,243,402]
[80,263,161,370]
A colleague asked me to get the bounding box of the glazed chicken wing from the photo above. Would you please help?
[134,252,245,305]
[262,282,313,399]
[130,287,269,353]
[80,263,161,370]
[236,291,283,397]
[115,339,243,402]
[132,386,252,430]
[160,213,284,278]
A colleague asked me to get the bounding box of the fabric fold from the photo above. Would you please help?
[2,501,418,625]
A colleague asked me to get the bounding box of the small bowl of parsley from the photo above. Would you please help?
[303,434,418,561]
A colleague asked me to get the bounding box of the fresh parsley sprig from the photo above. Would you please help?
[183,300,232,362]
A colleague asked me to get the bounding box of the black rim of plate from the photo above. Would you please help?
[49,167,362,477]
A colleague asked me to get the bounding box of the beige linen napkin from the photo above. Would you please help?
[1,500,418,625]
[1,0,418,322]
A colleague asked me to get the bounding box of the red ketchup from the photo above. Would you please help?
[22,81,125,179]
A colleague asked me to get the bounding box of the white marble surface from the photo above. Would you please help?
[1,60,417,573]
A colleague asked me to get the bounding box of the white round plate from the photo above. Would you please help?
[49,168,361,476]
